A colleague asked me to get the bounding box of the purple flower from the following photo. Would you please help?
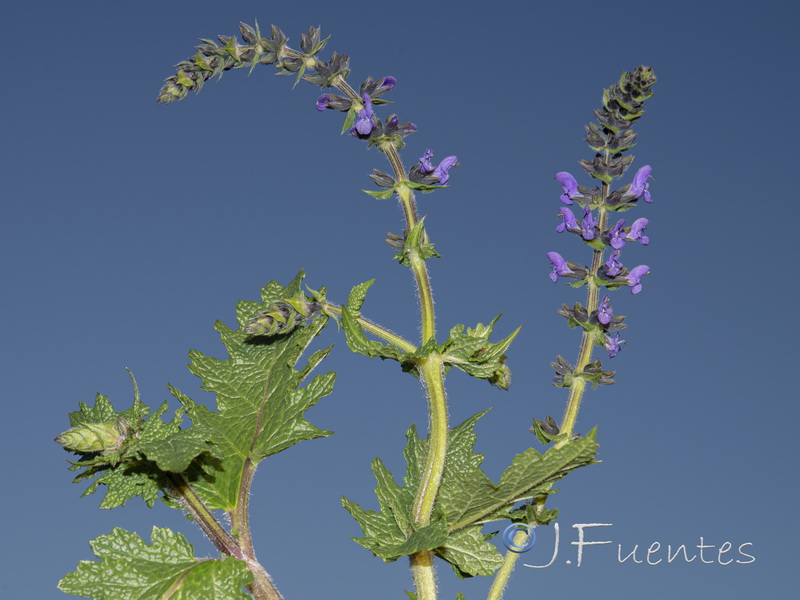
[625,218,649,245]
[608,219,627,250]
[418,148,434,172]
[376,76,396,92]
[417,149,458,185]
[355,93,375,135]
[547,251,574,283]
[316,94,332,111]
[433,156,458,185]
[605,250,623,277]
[556,207,579,233]
[597,295,613,325]
[581,207,598,241]
[604,333,624,358]
[555,172,580,205]
[626,264,650,294]
[627,165,653,203]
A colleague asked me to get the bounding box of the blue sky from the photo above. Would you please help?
[2,1,797,598]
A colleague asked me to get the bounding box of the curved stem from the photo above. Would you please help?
[412,358,449,525]
[231,460,283,600]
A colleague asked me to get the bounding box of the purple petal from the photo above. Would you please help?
[547,251,573,283]
[598,295,613,325]
[627,165,653,203]
[555,172,579,205]
[626,218,650,245]
[626,264,651,294]
[604,333,624,358]
[608,219,627,250]
[378,76,396,91]
[433,156,458,185]
[605,250,623,276]
[581,207,598,241]
[316,94,331,111]
[557,207,578,233]
[418,148,434,173]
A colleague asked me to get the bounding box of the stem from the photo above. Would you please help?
[412,358,449,525]
[410,550,438,600]
[558,180,609,446]
[168,473,281,600]
[231,461,283,600]
[486,529,528,600]
[321,301,417,353]
[168,474,242,559]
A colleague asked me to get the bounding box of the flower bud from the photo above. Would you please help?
[55,417,129,455]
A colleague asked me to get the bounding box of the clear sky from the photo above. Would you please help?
[2,1,797,598]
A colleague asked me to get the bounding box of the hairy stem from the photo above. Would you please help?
[389,158,447,600]
[231,461,283,600]
[558,180,609,446]
[486,529,528,600]
[321,301,417,353]
[410,550,438,600]
[168,474,242,559]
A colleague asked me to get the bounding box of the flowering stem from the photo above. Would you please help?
[390,152,447,600]
[558,182,609,446]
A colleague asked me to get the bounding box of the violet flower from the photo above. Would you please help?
[604,250,623,277]
[555,172,580,205]
[316,94,331,111]
[625,217,650,245]
[608,219,627,250]
[627,165,653,203]
[556,207,579,233]
[375,76,396,92]
[604,333,624,358]
[417,149,458,185]
[581,207,598,241]
[597,295,613,325]
[433,156,458,185]
[547,251,574,283]
[626,264,650,294]
[354,93,375,135]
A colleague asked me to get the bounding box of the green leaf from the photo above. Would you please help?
[58,527,252,600]
[173,271,336,511]
[343,412,503,576]
[439,316,520,389]
[437,526,504,578]
[347,279,375,313]
[362,188,395,200]
[341,107,356,134]
[393,218,441,266]
[57,387,215,508]
[340,282,407,364]
[449,429,599,531]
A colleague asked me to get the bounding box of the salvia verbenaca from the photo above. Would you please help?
[56,21,658,600]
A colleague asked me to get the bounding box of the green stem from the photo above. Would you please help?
[320,301,417,353]
[558,180,609,446]
[168,473,281,600]
[486,529,528,600]
[231,461,283,600]
[386,147,446,599]
[168,474,242,559]
[410,551,438,600]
